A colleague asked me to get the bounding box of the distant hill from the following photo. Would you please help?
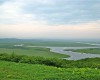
[0,38,100,44]
[0,38,43,43]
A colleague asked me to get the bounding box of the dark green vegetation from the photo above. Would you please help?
[0,60,100,80]
[0,53,100,68]
[72,48,100,54]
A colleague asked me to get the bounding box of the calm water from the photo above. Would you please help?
[47,47,100,60]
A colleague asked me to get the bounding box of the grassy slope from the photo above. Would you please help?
[0,47,68,58]
[72,48,100,54]
[0,60,100,80]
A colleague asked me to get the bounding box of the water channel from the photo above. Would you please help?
[28,45,100,60]
[47,47,100,60]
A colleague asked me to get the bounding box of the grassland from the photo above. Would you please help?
[1,39,96,59]
[72,48,100,54]
[0,46,68,58]
[0,60,100,80]
[0,40,97,58]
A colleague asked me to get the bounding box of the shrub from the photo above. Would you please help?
[0,53,100,68]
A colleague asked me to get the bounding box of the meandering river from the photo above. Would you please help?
[28,45,100,60]
[46,47,100,60]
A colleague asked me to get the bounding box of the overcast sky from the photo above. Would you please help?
[0,0,100,39]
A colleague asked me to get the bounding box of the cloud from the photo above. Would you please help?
[0,0,47,24]
[0,0,100,25]
[0,0,100,39]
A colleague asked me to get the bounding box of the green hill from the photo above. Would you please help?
[0,60,100,80]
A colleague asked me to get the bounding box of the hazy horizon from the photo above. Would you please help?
[0,0,100,39]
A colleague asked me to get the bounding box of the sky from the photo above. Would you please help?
[0,0,100,39]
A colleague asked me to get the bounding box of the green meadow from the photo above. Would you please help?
[0,60,100,80]
[72,48,100,54]
[0,47,68,58]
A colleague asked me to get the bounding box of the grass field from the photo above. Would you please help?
[0,47,68,58]
[72,48,100,54]
[0,60,100,80]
